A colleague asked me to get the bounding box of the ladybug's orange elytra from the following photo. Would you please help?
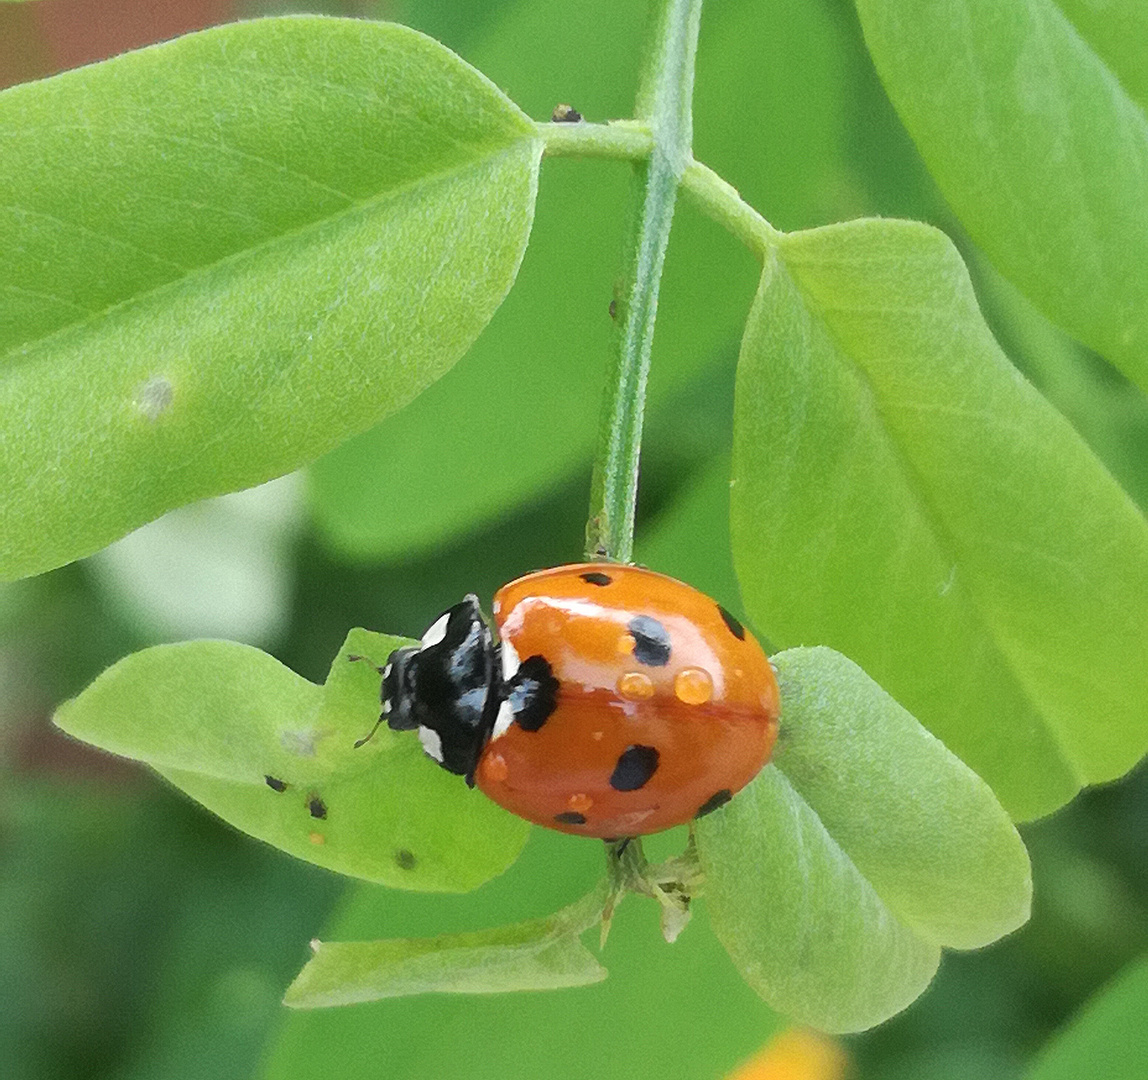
[476,564,779,837]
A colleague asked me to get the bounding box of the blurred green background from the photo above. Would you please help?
[2,1,1146,1078]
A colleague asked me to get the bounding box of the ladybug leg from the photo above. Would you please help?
[353,715,387,749]
[347,653,386,676]
[608,836,634,858]
[602,835,700,944]
[600,836,648,946]
[346,654,394,748]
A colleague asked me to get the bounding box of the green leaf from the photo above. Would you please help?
[1057,0,1148,112]
[698,769,940,1035]
[854,0,1148,390]
[774,648,1031,949]
[285,889,606,1008]
[696,647,1029,1033]
[53,628,530,892]
[0,16,541,581]
[731,218,1148,821]
[1025,954,1148,1080]
[306,0,848,561]
[968,249,1148,514]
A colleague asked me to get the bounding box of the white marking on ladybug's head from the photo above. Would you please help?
[420,613,450,650]
[492,699,515,740]
[500,639,520,681]
[382,698,391,714]
[383,662,393,679]
[418,725,444,762]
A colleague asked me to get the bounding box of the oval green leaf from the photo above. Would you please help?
[855,0,1148,389]
[53,628,530,891]
[1025,954,1148,1080]
[285,889,606,1008]
[0,16,541,581]
[731,218,1148,821]
[696,647,1029,1032]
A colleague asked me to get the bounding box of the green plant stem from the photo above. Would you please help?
[582,0,704,563]
[681,160,778,259]
[540,120,653,160]
[538,124,779,262]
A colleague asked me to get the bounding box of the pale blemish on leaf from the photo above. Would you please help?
[135,375,173,420]
[281,728,321,756]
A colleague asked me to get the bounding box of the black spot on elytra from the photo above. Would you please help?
[554,811,587,825]
[628,615,671,666]
[395,849,417,870]
[718,605,745,640]
[265,775,287,792]
[580,571,613,586]
[507,655,559,732]
[695,789,733,819]
[308,796,327,820]
[610,745,660,791]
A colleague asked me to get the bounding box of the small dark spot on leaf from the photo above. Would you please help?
[580,571,612,586]
[395,849,417,870]
[265,775,288,792]
[608,299,617,319]
[554,811,587,825]
[308,796,327,820]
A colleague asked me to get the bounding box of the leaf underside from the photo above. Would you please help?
[285,892,607,1008]
[696,646,1030,1033]
[54,629,530,892]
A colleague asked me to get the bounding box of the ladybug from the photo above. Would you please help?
[370,564,780,838]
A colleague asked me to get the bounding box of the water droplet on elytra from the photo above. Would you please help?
[674,667,713,705]
[617,671,655,699]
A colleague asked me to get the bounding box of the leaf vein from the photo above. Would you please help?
[783,257,1088,786]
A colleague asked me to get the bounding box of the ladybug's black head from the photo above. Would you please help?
[382,595,499,783]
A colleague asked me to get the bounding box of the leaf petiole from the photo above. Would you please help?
[539,122,779,262]
[538,119,653,160]
[681,159,778,261]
